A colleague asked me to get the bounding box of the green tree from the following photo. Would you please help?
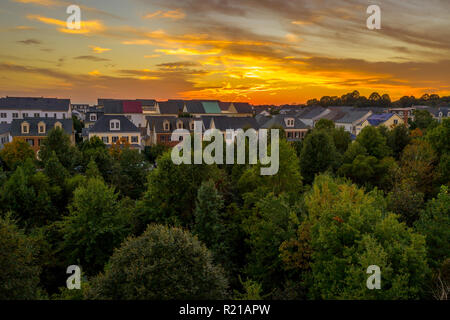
[411,109,436,130]
[415,186,450,269]
[86,224,229,299]
[39,127,79,170]
[0,215,41,299]
[300,130,338,184]
[387,124,411,159]
[59,178,131,275]
[315,119,335,130]
[0,139,35,170]
[356,126,392,159]
[294,175,430,299]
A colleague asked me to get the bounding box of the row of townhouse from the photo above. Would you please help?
[0,97,74,151]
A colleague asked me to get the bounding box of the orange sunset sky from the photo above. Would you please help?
[0,0,449,105]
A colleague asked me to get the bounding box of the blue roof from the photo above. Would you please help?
[367,113,394,126]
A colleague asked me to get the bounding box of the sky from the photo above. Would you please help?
[0,0,449,105]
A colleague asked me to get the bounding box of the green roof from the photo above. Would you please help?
[201,101,221,114]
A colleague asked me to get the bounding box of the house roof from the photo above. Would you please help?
[137,99,157,106]
[10,118,73,137]
[297,106,326,119]
[0,123,11,135]
[219,102,232,111]
[123,100,143,113]
[260,114,308,130]
[0,97,70,111]
[209,116,259,131]
[158,101,183,114]
[185,101,205,113]
[335,110,371,124]
[233,102,252,114]
[147,116,197,133]
[201,101,222,114]
[103,100,123,114]
[90,115,140,133]
[367,113,395,126]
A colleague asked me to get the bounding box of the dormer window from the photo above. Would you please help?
[177,120,183,129]
[90,114,97,122]
[163,120,170,131]
[190,121,195,130]
[38,121,46,134]
[110,119,120,131]
[54,122,62,130]
[285,118,294,127]
[21,122,29,134]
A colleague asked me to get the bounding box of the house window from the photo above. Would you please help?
[160,135,166,142]
[34,113,40,118]
[0,113,6,118]
[63,114,66,119]
[190,122,195,130]
[131,136,138,143]
[38,123,46,134]
[45,113,48,118]
[13,113,19,118]
[26,139,34,146]
[285,118,294,127]
[112,136,119,143]
[163,121,170,131]
[394,119,398,125]
[54,113,57,118]
[110,120,120,130]
[54,122,62,130]
[21,122,29,134]
[23,113,29,118]
[177,121,183,129]
[102,136,109,143]
[90,114,97,122]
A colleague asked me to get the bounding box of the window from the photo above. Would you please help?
[126,115,132,120]
[23,113,28,118]
[190,121,195,130]
[394,119,398,125]
[45,113,48,118]
[13,113,19,118]
[110,120,120,130]
[90,114,97,122]
[160,135,166,142]
[131,136,138,143]
[63,113,66,119]
[34,113,40,118]
[38,122,46,134]
[112,136,119,143]
[26,139,34,146]
[102,136,109,143]
[177,121,183,129]
[163,121,170,131]
[285,118,294,127]
[0,113,6,118]
[54,113,57,118]
[54,122,62,130]
[21,122,29,134]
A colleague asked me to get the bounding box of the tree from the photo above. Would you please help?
[59,178,131,275]
[0,215,41,299]
[244,193,300,294]
[0,139,35,170]
[39,127,79,170]
[410,109,436,130]
[387,124,411,159]
[315,119,334,130]
[415,186,450,269]
[86,224,229,299]
[426,118,450,156]
[387,179,424,226]
[288,175,430,299]
[299,130,339,184]
[356,126,392,159]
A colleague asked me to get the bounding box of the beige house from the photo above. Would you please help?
[356,113,404,134]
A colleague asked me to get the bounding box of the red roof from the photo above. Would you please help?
[123,100,142,113]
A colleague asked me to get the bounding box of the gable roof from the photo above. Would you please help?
[233,102,252,114]
[185,101,205,113]
[10,118,73,137]
[260,114,309,130]
[367,113,395,126]
[90,115,139,133]
[146,116,198,133]
[201,101,222,114]
[158,101,183,114]
[297,106,327,119]
[335,110,371,124]
[103,100,123,114]
[209,116,259,131]
[0,97,70,111]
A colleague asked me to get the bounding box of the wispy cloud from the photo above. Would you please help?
[143,9,185,20]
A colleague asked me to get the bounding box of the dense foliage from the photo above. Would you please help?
[0,116,448,300]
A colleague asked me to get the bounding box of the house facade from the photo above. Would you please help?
[356,113,404,134]
[88,115,142,150]
[10,118,74,152]
[0,123,11,149]
[0,97,71,124]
